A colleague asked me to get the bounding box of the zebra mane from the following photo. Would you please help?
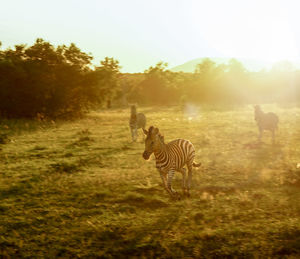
[158,133,165,143]
[254,105,264,115]
[254,105,262,111]
[130,105,137,115]
[148,126,154,134]
[148,126,164,142]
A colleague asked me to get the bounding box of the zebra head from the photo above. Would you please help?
[130,105,137,115]
[142,126,162,160]
[254,105,262,121]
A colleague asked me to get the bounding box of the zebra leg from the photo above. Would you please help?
[140,129,145,143]
[167,170,180,199]
[178,168,187,195]
[130,128,135,142]
[133,128,137,142]
[159,170,168,191]
[258,127,263,142]
[272,130,275,144]
[160,170,177,198]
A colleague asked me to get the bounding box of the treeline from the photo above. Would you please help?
[1,39,300,119]
[0,39,120,118]
[126,59,300,106]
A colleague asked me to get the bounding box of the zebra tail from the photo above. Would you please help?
[193,162,202,167]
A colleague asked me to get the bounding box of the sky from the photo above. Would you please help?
[1,0,300,72]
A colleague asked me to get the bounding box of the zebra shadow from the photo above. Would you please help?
[243,141,285,186]
[250,143,283,163]
[243,139,283,149]
[110,208,181,257]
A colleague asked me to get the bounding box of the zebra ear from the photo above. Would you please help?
[159,134,164,143]
[153,127,159,135]
[142,128,148,135]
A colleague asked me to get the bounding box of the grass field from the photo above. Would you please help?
[0,105,300,258]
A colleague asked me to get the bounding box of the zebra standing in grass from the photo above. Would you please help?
[254,105,279,142]
[129,105,146,142]
[142,126,201,199]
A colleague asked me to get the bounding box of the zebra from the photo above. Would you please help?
[129,105,146,142]
[254,105,279,143]
[142,126,201,199]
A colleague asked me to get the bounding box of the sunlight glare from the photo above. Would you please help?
[189,0,300,63]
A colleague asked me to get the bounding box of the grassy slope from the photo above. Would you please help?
[0,105,300,258]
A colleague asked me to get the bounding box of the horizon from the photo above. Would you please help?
[1,0,300,73]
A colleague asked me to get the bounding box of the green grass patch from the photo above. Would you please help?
[0,105,299,257]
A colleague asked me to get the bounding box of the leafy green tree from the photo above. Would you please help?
[94,57,121,108]
[223,59,249,104]
[137,62,181,105]
[0,38,98,118]
[192,58,226,103]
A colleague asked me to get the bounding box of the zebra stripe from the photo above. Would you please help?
[155,139,199,197]
[154,139,196,169]
[143,126,201,198]
[254,105,278,142]
[129,105,146,141]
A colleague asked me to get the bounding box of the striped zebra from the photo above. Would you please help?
[254,105,279,142]
[129,105,146,142]
[142,126,201,199]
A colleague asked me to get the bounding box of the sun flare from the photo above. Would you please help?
[189,0,300,63]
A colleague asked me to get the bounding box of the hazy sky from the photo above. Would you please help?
[1,0,300,72]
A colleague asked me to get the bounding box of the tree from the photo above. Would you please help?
[136,62,181,105]
[94,57,121,108]
[192,58,226,103]
[223,59,249,104]
[0,38,98,118]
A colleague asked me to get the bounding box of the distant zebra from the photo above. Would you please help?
[254,105,279,142]
[129,105,146,142]
[142,126,201,199]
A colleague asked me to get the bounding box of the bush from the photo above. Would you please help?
[0,39,107,119]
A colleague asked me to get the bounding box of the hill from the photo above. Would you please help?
[170,57,299,73]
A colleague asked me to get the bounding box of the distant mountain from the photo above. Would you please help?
[170,57,299,73]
